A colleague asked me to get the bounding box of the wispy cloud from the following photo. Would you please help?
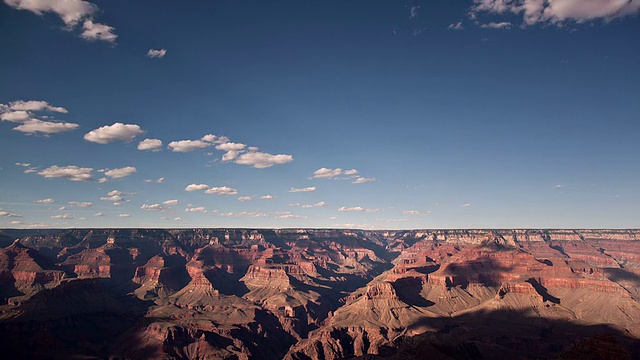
[147,49,167,58]
[289,186,316,193]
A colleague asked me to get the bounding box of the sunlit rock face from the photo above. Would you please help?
[1,228,640,359]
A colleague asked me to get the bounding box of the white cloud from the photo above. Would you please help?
[16,162,31,167]
[118,213,131,217]
[163,199,180,205]
[98,177,108,183]
[553,184,564,188]
[470,0,640,26]
[448,21,464,30]
[218,212,267,218]
[201,134,228,143]
[5,0,118,42]
[289,186,316,193]
[480,21,512,29]
[84,123,145,144]
[146,49,167,58]
[352,177,376,184]
[185,206,207,212]
[185,183,209,192]
[138,138,163,151]
[8,100,68,113]
[80,20,116,42]
[205,186,238,195]
[291,201,327,208]
[4,0,97,25]
[312,167,344,179]
[277,214,306,219]
[38,165,93,181]
[51,213,73,219]
[234,152,293,168]
[260,195,276,200]
[172,217,182,221]
[338,206,380,213]
[141,204,166,211]
[144,177,164,183]
[58,206,66,211]
[34,198,55,204]
[100,195,122,202]
[0,211,22,217]
[10,220,21,225]
[238,196,253,201]
[12,119,79,134]
[68,201,92,207]
[167,139,212,152]
[461,203,472,208]
[104,166,137,179]
[1,110,30,122]
[93,212,104,216]
[215,142,246,152]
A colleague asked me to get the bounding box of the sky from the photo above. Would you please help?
[1,0,639,229]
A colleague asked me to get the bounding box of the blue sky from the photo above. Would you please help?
[1,0,639,229]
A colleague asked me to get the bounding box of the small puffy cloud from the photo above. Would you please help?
[461,203,471,208]
[68,201,92,207]
[93,212,104,216]
[8,100,68,113]
[144,177,164,183]
[138,138,163,151]
[0,211,22,217]
[185,183,209,192]
[448,21,464,30]
[172,217,182,221]
[80,20,117,42]
[84,123,145,144]
[118,213,131,217]
[234,152,293,168]
[205,186,238,195]
[201,134,228,143]
[185,206,207,212]
[98,177,108,183]
[141,204,166,211]
[312,167,343,179]
[101,195,122,202]
[168,139,212,152]
[51,214,73,219]
[277,214,306,219]
[289,186,316,193]
[38,165,93,181]
[10,220,22,225]
[260,195,276,200]
[58,206,66,211]
[147,49,167,58]
[16,162,31,167]
[238,196,253,202]
[403,210,431,215]
[480,21,512,29]
[12,119,79,134]
[215,142,246,152]
[218,212,267,218]
[338,206,380,213]
[553,184,564,189]
[352,177,375,184]
[1,110,30,122]
[163,199,180,205]
[291,201,327,208]
[35,198,55,204]
[104,166,137,179]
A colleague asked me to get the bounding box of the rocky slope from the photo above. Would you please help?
[0,229,639,359]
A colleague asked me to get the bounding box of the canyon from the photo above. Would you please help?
[0,228,639,359]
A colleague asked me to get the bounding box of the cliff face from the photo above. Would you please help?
[0,228,640,359]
